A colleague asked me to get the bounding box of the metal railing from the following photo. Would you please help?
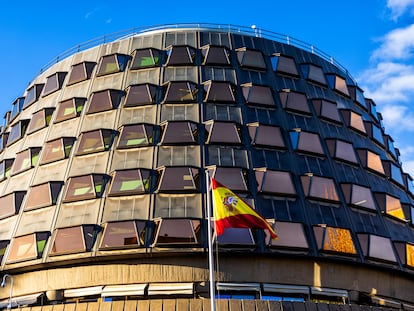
[38,23,354,83]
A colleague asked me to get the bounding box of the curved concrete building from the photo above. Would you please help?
[0,24,413,310]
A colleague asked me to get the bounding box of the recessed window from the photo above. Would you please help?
[75,129,116,155]
[96,53,129,76]
[23,84,44,108]
[131,48,164,69]
[279,90,311,115]
[340,109,366,134]
[160,104,198,122]
[158,145,200,167]
[326,74,349,96]
[382,160,404,186]
[365,122,384,146]
[40,137,76,165]
[63,174,109,202]
[154,193,201,218]
[165,45,196,66]
[42,72,67,96]
[384,135,398,160]
[50,225,100,255]
[266,222,308,249]
[203,81,236,103]
[341,183,376,211]
[0,132,7,153]
[301,64,327,86]
[67,61,96,85]
[54,98,86,123]
[350,86,367,109]
[163,81,197,103]
[0,159,14,180]
[374,192,406,221]
[325,139,358,164]
[26,108,55,134]
[157,166,199,192]
[108,169,151,196]
[367,98,379,121]
[7,119,30,145]
[10,147,41,176]
[99,220,147,249]
[236,48,266,71]
[117,123,154,148]
[205,121,241,144]
[356,149,385,175]
[357,233,397,262]
[124,84,157,107]
[153,218,202,246]
[301,174,339,202]
[0,191,25,219]
[313,226,357,255]
[271,54,298,76]
[209,167,248,192]
[290,130,324,156]
[206,146,247,167]
[10,97,24,121]
[7,232,49,263]
[242,83,275,107]
[201,45,230,66]
[160,121,198,145]
[248,123,285,149]
[254,168,296,196]
[24,181,64,211]
[394,242,414,268]
[312,99,341,124]
[87,89,123,114]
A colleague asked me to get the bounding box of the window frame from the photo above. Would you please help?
[96,53,129,76]
[26,108,55,134]
[130,48,165,69]
[108,168,152,196]
[10,147,41,176]
[54,97,86,123]
[24,181,64,211]
[67,61,96,85]
[75,129,116,156]
[87,89,124,114]
[63,174,110,203]
[39,137,76,165]
[42,72,67,96]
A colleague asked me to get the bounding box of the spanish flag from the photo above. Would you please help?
[211,178,278,239]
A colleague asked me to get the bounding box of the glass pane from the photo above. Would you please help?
[88,90,122,114]
[0,159,14,180]
[157,167,199,192]
[313,99,341,123]
[294,131,324,155]
[267,222,308,248]
[51,226,85,254]
[248,125,284,148]
[367,151,384,174]
[280,91,310,114]
[406,244,414,267]
[161,121,197,144]
[367,234,397,262]
[76,129,113,155]
[216,228,254,245]
[237,49,266,70]
[118,124,153,148]
[213,167,247,191]
[350,112,366,133]
[68,62,96,85]
[347,184,376,210]
[100,221,144,248]
[7,120,29,145]
[334,140,358,164]
[0,192,21,219]
[55,98,85,123]
[27,109,47,134]
[25,183,53,210]
[301,175,339,202]
[97,54,122,75]
[206,122,241,144]
[271,55,298,76]
[11,149,40,175]
[316,227,357,254]
[155,219,200,244]
[7,234,37,262]
[131,48,162,69]
[40,138,75,164]
[109,169,150,196]
[164,82,197,103]
[166,46,195,65]
[385,195,405,220]
[256,170,296,195]
[306,64,326,85]
[43,72,66,95]
[242,85,275,107]
[125,84,157,107]
[202,46,230,65]
[64,175,95,202]
[334,76,349,95]
[204,81,235,102]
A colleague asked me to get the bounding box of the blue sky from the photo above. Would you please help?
[1,0,414,174]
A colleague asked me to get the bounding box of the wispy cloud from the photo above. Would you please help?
[358,2,414,175]
[386,0,414,20]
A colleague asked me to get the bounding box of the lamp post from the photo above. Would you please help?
[1,274,14,309]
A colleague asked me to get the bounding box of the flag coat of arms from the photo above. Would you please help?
[211,178,278,239]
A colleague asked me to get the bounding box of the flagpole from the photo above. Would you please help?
[205,170,216,311]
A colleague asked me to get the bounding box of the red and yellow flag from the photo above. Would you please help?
[211,178,278,239]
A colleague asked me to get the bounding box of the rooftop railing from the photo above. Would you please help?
[38,23,355,83]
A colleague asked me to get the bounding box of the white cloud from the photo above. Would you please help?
[371,23,414,60]
[379,104,414,131]
[387,0,414,20]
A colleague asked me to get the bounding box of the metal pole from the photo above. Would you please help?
[205,170,216,311]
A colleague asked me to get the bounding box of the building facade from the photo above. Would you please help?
[0,25,413,310]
